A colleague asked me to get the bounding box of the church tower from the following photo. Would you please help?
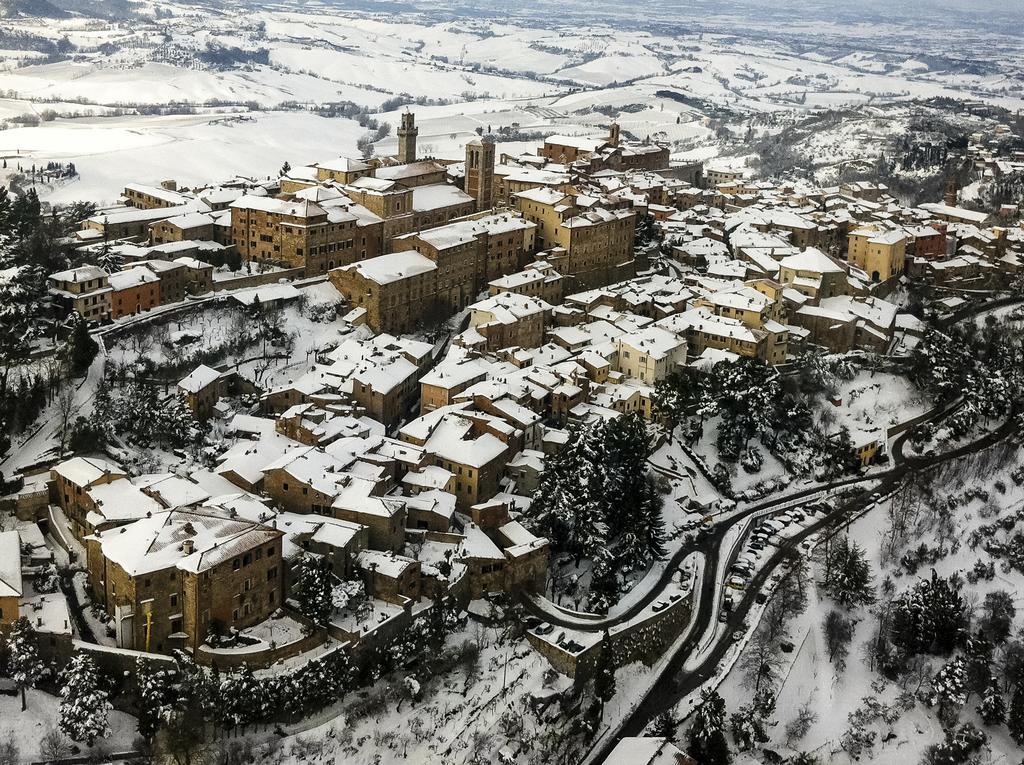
[465,137,495,212]
[397,112,418,164]
[944,175,958,207]
[608,121,621,148]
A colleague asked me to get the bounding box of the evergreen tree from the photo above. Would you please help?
[979,590,1015,642]
[163,652,216,765]
[891,570,968,656]
[690,689,731,765]
[135,657,171,746]
[1009,686,1024,745]
[928,657,969,727]
[824,538,875,609]
[293,555,334,627]
[5,617,46,711]
[65,312,98,377]
[58,653,111,746]
[922,722,988,765]
[977,676,1006,726]
[651,711,678,740]
[963,631,993,695]
[729,704,768,751]
[593,632,616,709]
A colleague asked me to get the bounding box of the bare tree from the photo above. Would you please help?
[55,384,77,453]
[740,631,782,694]
[39,727,69,761]
[784,702,818,748]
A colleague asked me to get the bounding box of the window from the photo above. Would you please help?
[267,546,275,557]
[269,591,276,605]
[170,594,178,608]
[144,578,151,588]
[267,567,277,581]
[232,609,239,621]
[244,578,252,592]
[232,558,240,571]
[243,553,252,566]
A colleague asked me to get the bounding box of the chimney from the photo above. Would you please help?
[183,539,195,555]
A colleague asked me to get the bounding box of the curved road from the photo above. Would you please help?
[586,403,1021,763]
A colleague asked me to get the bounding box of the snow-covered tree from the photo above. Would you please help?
[922,722,987,765]
[1009,686,1024,745]
[729,704,768,751]
[824,538,875,609]
[651,711,678,740]
[690,689,730,765]
[135,657,172,745]
[824,609,854,671]
[219,664,267,731]
[162,651,216,764]
[5,617,46,711]
[58,653,111,746]
[977,676,1006,726]
[891,570,968,657]
[331,578,365,613]
[979,590,1015,642]
[928,657,969,726]
[293,555,334,627]
[593,633,616,710]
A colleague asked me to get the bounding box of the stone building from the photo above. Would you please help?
[847,225,907,283]
[0,531,23,628]
[514,188,636,291]
[47,265,112,323]
[230,196,359,276]
[52,457,127,540]
[177,365,224,422]
[123,182,190,209]
[467,292,551,351]
[84,507,284,655]
[149,212,216,245]
[108,266,160,319]
[137,259,189,304]
[330,250,440,334]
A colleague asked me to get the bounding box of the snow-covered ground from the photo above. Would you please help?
[0,688,137,763]
[0,2,1021,206]
[698,437,1024,764]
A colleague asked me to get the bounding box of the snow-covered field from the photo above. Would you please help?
[0,1,1020,205]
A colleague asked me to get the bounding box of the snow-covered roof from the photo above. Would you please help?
[109,266,159,291]
[544,134,607,152]
[49,265,108,284]
[0,531,22,598]
[375,161,445,181]
[52,456,123,488]
[93,506,282,576]
[606,737,691,765]
[341,251,437,285]
[411,184,474,212]
[779,247,844,274]
[178,364,222,394]
[230,195,325,218]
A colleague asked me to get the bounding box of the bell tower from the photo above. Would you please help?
[397,111,418,164]
[465,137,495,212]
[608,121,621,148]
